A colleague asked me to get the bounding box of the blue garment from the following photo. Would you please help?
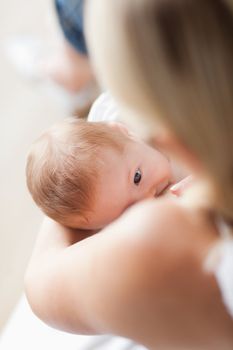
[55,0,87,55]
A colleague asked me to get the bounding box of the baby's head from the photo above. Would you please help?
[26,118,172,230]
[26,118,125,228]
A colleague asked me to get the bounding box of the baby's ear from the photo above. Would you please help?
[108,121,131,137]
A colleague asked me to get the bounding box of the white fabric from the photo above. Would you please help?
[88,92,120,122]
[215,240,233,318]
[0,295,147,350]
[213,219,233,319]
[214,219,233,319]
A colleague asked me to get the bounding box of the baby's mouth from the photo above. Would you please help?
[155,181,171,197]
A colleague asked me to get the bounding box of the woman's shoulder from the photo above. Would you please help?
[121,197,218,252]
[112,197,220,287]
[94,198,233,348]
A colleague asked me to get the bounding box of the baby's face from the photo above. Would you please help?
[70,133,173,230]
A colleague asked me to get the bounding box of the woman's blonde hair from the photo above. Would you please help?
[87,0,233,226]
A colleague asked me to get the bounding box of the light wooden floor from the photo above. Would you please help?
[0,0,68,332]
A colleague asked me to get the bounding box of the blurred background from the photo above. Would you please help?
[0,0,68,333]
[0,2,148,349]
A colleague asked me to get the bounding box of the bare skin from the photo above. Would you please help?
[39,41,94,92]
[25,197,233,350]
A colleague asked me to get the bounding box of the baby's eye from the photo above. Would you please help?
[134,169,142,185]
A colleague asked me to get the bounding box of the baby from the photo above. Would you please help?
[26,117,176,230]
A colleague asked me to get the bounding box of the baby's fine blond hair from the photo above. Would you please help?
[26,118,125,227]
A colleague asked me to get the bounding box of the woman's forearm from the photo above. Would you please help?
[24,200,160,336]
[24,217,99,333]
[24,200,233,348]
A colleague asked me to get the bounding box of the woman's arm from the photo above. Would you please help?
[24,218,101,333]
[25,203,156,333]
[25,199,231,349]
[25,200,173,336]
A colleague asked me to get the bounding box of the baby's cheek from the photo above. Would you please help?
[160,156,172,177]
